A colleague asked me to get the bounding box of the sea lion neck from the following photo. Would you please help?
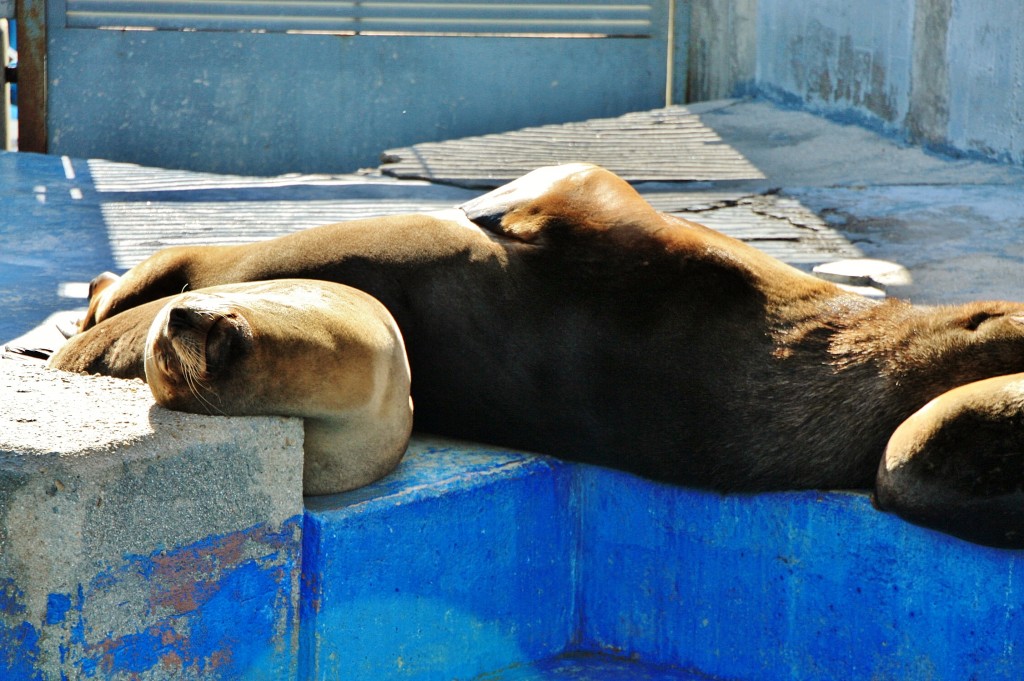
[829,299,1024,409]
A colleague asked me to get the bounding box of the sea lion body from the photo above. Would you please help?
[141,279,413,496]
[52,164,1024,501]
[876,373,1024,548]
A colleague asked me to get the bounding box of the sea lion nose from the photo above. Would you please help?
[166,307,202,336]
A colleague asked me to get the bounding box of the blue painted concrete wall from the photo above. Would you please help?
[943,1,1024,164]
[38,0,676,174]
[301,441,578,680]
[756,0,915,127]
[303,439,1024,680]
[577,467,1024,680]
[4,429,1021,679]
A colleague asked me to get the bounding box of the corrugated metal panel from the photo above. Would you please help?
[66,0,656,36]
[380,106,767,186]
[644,191,862,264]
[96,192,858,269]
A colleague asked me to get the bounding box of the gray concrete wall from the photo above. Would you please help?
[0,360,304,679]
[688,0,1024,166]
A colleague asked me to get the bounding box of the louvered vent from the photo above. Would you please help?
[66,1,656,37]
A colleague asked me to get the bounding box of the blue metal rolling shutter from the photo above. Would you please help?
[65,1,656,37]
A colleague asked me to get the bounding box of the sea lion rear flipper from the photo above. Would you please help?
[459,163,597,242]
[2,345,54,362]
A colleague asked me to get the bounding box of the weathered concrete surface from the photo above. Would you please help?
[686,99,1024,189]
[794,184,1024,303]
[689,0,1024,167]
[666,100,1024,303]
[0,359,304,680]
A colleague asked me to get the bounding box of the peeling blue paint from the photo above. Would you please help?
[45,593,72,626]
[0,579,44,680]
[4,517,301,680]
[0,579,26,616]
[0,621,44,681]
[71,517,301,680]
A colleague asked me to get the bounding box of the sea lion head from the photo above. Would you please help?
[78,271,123,334]
[834,300,1024,399]
[145,291,256,414]
[144,280,414,495]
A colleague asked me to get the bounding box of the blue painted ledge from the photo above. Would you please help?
[301,437,1024,681]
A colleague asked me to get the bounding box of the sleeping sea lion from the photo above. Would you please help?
[48,164,1024,543]
[142,279,412,495]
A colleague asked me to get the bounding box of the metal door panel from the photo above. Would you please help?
[41,0,679,174]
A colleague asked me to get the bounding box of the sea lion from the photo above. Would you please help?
[140,279,412,496]
[875,373,1024,548]
[50,164,1024,532]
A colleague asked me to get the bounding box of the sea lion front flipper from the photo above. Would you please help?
[48,297,171,380]
[875,373,1024,549]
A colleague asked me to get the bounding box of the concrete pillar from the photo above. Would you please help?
[0,360,304,680]
[687,0,759,101]
[906,0,952,147]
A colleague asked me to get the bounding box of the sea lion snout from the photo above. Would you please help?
[145,296,254,411]
[166,306,212,335]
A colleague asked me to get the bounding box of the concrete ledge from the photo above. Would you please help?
[0,360,304,679]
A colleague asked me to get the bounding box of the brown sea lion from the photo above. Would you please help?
[49,164,1024,534]
[875,373,1024,548]
[142,279,412,495]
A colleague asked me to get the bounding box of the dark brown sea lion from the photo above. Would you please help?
[875,373,1024,548]
[49,164,1024,527]
[145,279,412,495]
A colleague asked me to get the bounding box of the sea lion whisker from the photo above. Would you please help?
[179,356,226,416]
